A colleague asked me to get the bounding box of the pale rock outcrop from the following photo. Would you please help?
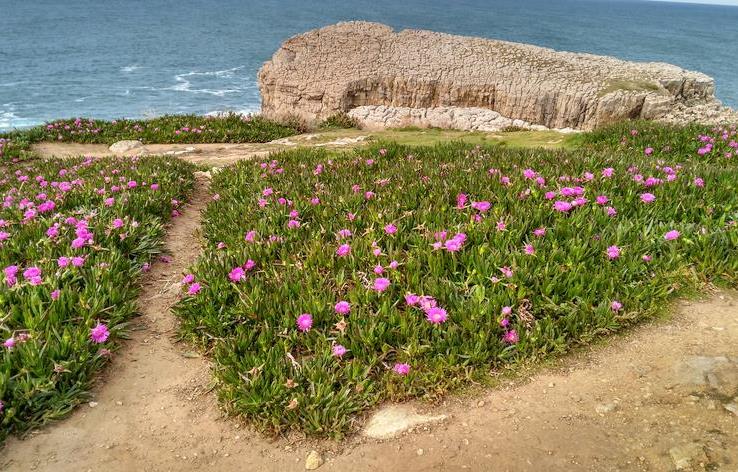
[259,22,737,130]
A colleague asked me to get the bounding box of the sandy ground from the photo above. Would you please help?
[31,134,370,167]
[2,166,737,472]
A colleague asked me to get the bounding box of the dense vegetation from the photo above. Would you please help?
[174,122,738,437]
[0,154,195,441]
[0,113,299,146]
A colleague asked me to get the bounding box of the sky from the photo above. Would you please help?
[652,0,738,5]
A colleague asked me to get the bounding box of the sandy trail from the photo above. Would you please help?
[31,134,370,167]
[1,173,737,471]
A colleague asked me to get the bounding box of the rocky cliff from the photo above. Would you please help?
[258,22,736,131]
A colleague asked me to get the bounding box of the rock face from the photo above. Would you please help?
[109,140,143,153]
[259,22,736,130]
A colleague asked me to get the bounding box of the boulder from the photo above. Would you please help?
[109,140,143,153]
[259,22,737,131]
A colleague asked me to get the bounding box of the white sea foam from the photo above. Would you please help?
[121,65,142,73]
[0,110,41,131]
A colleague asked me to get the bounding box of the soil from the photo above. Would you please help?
[2,160,737,472]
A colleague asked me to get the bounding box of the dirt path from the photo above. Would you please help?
[2,174,737,471]
[31,134,371,167]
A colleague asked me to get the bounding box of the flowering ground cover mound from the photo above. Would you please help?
[0,154,195,441]
[175,123,738,437]
[0,113,299,146]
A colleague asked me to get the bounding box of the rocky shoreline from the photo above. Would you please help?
[259,21,738,131]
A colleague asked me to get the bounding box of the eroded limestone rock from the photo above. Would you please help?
[259,22,737,130]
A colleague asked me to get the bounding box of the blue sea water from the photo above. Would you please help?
[1,0,737,131]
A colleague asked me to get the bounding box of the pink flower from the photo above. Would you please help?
[601,167,615,178]
[425,307,448,324]
[3,337,15,349]
[51,289,61,300]
[524,244,535,255]
[640,193,656,203]
[389,260,399,270]
[605,206,617,217]
[332,344,347,357]
[607,245,621,260]
[503,330,519,344]
[296,313,313,332]
[693,177,704,188]
[112,218,124,229]
[182,274,195,284]
[393,363,410,375]
[337,229,352,238]
[644,147,653,155]
[384,223,397,234]
[335,301,351,315]
[187,283,201,295]
[533,227,546,237]
[245,230,256,242]
[642,254,652,262]
[373,265,384,275]
[553,201,572,212]
[405,293,420,305]
[58,257,70,268]
[90,323,110,343]
[373,277,390,292]
[336,244,351,257]
[664,230,680,241]
[501,306,513,316]
[229,267,246,282]
[499,266,513,278]
[244,259,256,271]
[71,256,85,267]
[611,300,623,312]
[596,195,609,205]
[456,193,468,209]
[287,219,300,229]
[471,201,491,212]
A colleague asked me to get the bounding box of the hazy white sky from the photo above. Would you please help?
[652,0,738,5]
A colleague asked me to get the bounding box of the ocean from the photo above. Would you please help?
[1,0,737,131]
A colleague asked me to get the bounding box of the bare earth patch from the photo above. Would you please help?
[1,171,736,471]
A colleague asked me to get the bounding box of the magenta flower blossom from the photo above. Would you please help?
[389,260,399,270]
[607,245,621,260]
[602,167,615,178]
[336,244,351,257]
[499,266,513,278]
[245,230,257,242]
[187,283,201,295]
[384,223,397,234]
[553,201,572,212]
[642,254,652,262]
[503,330,519,344]
[640,193,656,203]
[229,267,246,283]
[182,274,195,284]
[471,201,491,212]
[373,277,390,292]
[524,244,535,255]
[332,344,347,357]
[425,307,448,324]
[51,289,61,300]
[90,323,110,344]
[456,193,468,209]
[287,219,300,229]
[3,337,15,349]
[405,293,420,305]
[335,300,351,315]
[533,227,546,237]
[605,206,617,217]
[610,300,623,312]
[296,313,313,332]
[664,230,680,241]
[393,363,410,375]
[71,256,85,267]
[596,195,609,205]
[373,265,384,275]
[693,177,705,188]
[644,147,654,155]
[501,306,513,316]
[58,257,70,268]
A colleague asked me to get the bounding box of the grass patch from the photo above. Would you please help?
[0,155,195,441]
[174,123,738,437]
[0,113,299,145]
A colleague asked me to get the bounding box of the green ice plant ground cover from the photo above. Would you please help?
[0,113,299,146]
[175,122,738,437]
[0,153,195,441]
